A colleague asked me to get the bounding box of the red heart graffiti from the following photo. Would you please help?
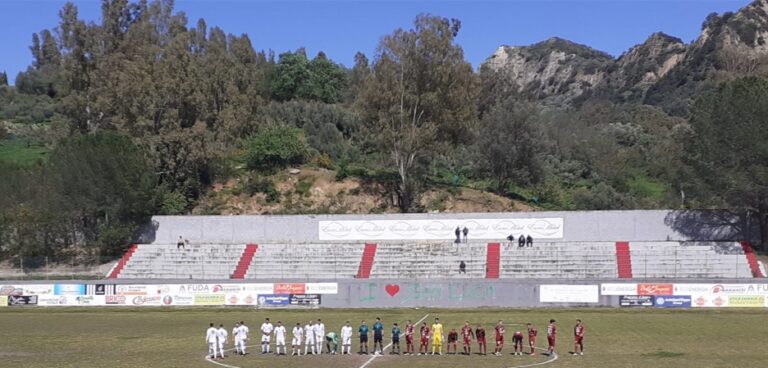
[385,284,400,297]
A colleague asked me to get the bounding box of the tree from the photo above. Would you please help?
[684,77,768,248]
[0,71,7,86]
[245,126,309,171]
[476,100,543,193]
[357,14,478,212]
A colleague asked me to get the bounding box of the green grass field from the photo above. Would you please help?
[1,307,767,368]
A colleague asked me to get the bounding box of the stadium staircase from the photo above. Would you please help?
[615,241,633,279]
[231,243,259,279]
[107,244,137,279]
[485,243,500,279]
[356,243,377,278]
[740,241,765,278]
[630,241,754,278]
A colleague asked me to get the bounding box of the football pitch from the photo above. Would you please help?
[1,307,767,368]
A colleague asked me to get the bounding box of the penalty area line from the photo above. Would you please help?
[358,313,430,368]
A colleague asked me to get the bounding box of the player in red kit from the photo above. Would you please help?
[526,323,538,356]
[512,330,524,355]
[405,320,415,356]
[418,322,430,355]
[461,321,474,355]
[494,321,505,356]
[572,319,585,356]
[475,324,487,355]
[447,328,459,354]
[546,319,557,356]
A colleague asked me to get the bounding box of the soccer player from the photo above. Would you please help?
[206,323,219,359]
[419,322,430,355]
[372,317,384,355]
[447,328,459,354]
[431,317,444,355]
[512,330,524,355]
[232,322,241,355]
[274,321,287,355]
[341,321,353,355]
[546,319,557,356]
[326,331,339,354]
[405,320,415,356]
[217,324,228,359]
[291,322,303,356]
[573,319,585,356]
[316,319,326,354]
[476,323,487,355]
[391,322,401,354]
[261,318,274,354]
[239,321,250,355]
[358,320,369,354]
[304,320,317,355]
[461,321,474,355]
[527,323,538,356]
[494,320,505,356]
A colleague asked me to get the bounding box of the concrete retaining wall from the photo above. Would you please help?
[141,210,757,244]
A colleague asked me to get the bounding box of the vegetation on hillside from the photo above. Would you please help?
[1,0,768,263]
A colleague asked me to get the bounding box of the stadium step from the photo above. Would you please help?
[356,243,377,278]
[615,241,633,279]
[740,241,765,278]
[231,243,259,279]
[108,244,138,279]
[486,243,500,279]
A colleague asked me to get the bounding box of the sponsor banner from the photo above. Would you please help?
[116,285,148,296]
[105,295,128,305]
[319,218,564,241]
[619,295,654,307]
[691,294,728,308]
[8,295,38,306]
[54,284,86,296]
[305,283,338,295]
[0,295,7,307]
[727,295,765,307]
[194,294,225,306]
[131,296,163,306]
[637,283,673,296]
[168,295,195,306]
[86,284,114,295]
[674,284,768,297]
[258,294,290,306]
[290,294,321,306]
[274,283,305,294]
[601,283,638,296]
[540,285,598,303]
[242,284,274,294]
[672,284,711,295]
[0,284,54,296]
[654,295,692,308]
[225,293,258,306]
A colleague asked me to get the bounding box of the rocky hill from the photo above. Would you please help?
[483,0,768,115]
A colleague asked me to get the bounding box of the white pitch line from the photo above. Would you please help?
[506,346,558,368]
[357,313,430,368]
[203,344,260,368]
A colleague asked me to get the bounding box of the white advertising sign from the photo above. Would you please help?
[600,283,638,296]
[305,283,338,294]
[319,218,564,240]
[540,285,599,303]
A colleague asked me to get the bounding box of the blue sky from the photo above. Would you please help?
[0,0,753,85]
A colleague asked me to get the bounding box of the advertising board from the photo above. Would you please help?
[601,283,638,296]
[540,285,598,303]
[319,218,564,240]
[258,294,290,306]
[619,295,653,307]
[654,295,692,308]
[8,295,38,306]
[290,294,321,306]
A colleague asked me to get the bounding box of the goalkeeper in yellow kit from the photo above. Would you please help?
[431,317,444,355]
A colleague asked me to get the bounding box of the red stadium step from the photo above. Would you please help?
[107,244,138,279]
[615,241,633,279]
[231,243,259,279]
[356,243,377,279]
[485,243,500,279]
[741,241,765,278]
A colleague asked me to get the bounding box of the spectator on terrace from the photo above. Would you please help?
[526,235,533,247]
[506,234,515,249]
[459,261,466,274]
[518,235,526,248]
[462,227,469,243]
[455,227,461,244]
[177,236,185,250]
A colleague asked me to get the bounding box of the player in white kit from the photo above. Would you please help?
[232,322,242,355]
[315,319,326,354]
[216,324,228,359]
[304,320,317,355]
[206,323,219,359]
[274,321,287,355]
[238,321,250,355]
[341,321,354,355]
[292,322,304,356]
[261,318,274,354]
